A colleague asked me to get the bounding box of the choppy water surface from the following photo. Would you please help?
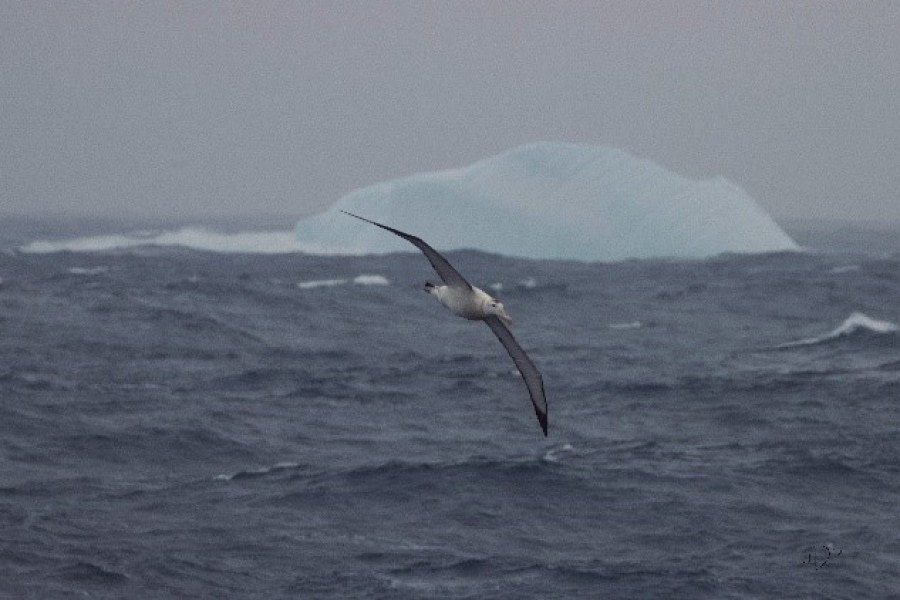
[1,223,898,598]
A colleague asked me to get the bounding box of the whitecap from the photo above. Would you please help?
[543,443,575,462]
[778,311,898,348]
[297,274,389,289]
[609,321,642,330]
[67,266,109,276]
[297,278,347,289]
[352,274,390,286]
[829,265,861,274]
[831,312,898,335]
[20,228,367,255]
[215,461,302,481]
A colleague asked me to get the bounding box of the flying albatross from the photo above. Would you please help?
[342,211,548,436]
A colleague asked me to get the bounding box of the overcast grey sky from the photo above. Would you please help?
[2,1,898,224]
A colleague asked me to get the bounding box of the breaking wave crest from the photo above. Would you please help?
[19,228,363,255]
[297,275,390,289]
[215,461,305,482]
[778,312,898,349]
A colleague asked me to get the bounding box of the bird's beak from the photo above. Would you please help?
[500,309,512,326]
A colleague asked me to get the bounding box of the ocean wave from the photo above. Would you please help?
[604,369,878,396]
[19,228,365,255]
[829,265,862,274]
[777,312,898,349]
[542,443,576,463]
[609,321,642,330]
[296,278,347,289]
[351,274,390,286]
[260,457,586,511]
[297,274,390,289]
[878,360,900,372]
[53,561,129,585]
[215,461,304,482]
[489,277,568,295]
[329,453,587,495]
[66,266,109,276]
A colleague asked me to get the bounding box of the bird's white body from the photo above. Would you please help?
[427,284,512,325]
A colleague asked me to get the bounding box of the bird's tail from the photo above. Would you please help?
[424,281,435,293]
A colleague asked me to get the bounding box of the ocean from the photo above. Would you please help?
[0,217,898,598]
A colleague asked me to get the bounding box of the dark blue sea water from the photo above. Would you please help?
[1,218,898,598]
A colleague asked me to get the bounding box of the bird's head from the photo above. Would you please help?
[486,298,512,326]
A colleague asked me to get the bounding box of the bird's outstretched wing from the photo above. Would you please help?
[484,315,548,436]
[342,211,472,290]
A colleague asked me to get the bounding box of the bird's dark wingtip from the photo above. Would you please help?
[537,411,548,436]
[341,211,392,233]
[341,210,375,225]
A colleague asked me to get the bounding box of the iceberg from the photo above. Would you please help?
[295,142,799,261]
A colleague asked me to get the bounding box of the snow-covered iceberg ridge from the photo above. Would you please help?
[295,142,798,261]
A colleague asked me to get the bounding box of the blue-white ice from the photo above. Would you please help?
[295,142,799,261]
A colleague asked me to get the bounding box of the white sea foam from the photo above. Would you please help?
[297,278,348,289]
[543,443,576,462]
[67,266,109,276]
[20,228,364,255]
[779,312,898,348]
[488,278,538,293]
[609,321,642,330]
[215,461,302,482]
[352,274,390,286]
[829,265,861,274]
[297,274,390,290]
[828,312,898,336]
